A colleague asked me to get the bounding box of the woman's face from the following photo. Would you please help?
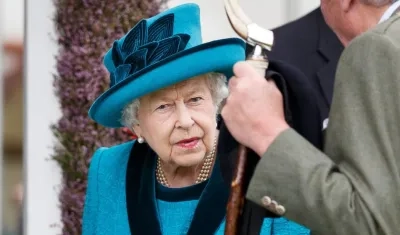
[133,75,218,167]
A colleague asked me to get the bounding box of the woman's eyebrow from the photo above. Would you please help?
[184,85,206,96]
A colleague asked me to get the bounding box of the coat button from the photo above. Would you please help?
[270,200,278,207]
[261,196,271,206]
[275,205,286,215]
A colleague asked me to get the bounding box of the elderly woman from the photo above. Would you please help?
[83,3,310,235]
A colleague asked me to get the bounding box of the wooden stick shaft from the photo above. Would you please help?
[224,144,248,235]
[224,51,269,235]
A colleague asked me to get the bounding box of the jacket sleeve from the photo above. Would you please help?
[82,147,106,235]
[245,30,400,235]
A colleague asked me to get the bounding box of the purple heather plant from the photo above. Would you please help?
[52,0,168,234]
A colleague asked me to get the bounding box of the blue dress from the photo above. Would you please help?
[82,141,310,235]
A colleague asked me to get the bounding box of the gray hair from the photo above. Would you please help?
[121,72,228,128]
[361,0,396,6]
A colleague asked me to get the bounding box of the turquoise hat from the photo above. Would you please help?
[88,3,246,128]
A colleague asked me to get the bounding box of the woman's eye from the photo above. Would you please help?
[189,97,203,103]
[156,104,169,110]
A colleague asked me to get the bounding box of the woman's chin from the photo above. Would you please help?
[172,152,207,168]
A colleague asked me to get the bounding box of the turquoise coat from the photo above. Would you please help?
[82,141,309,234]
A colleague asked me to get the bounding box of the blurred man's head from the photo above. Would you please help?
[320,0,395,46]
[12,183,23,207]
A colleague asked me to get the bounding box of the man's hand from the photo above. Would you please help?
[221,61,289,156]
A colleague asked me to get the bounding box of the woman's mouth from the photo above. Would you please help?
[176,138,200,149]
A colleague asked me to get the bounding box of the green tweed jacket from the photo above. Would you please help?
[246,13,400,235]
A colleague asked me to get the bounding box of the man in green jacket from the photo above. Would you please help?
[222,0,400,234]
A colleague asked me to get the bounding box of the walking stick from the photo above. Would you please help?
[223,1,274,234]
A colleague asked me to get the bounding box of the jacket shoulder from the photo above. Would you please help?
[335,18,400,95]
[372,14,400,42]
[83,141,135,234]
[346,14,400,48]
[342,15,400,63]
[88,141,136,177]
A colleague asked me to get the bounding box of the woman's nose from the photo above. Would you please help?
[175,102,194,129]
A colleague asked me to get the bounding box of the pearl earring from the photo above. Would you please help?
[137,136,145,144]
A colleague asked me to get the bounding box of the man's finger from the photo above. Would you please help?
[233,61,260,78]
[268,79,280,92]
[267,79,278,88]
[228,76,238,90]
[221,103,229,120]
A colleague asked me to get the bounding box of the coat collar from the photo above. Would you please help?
[125,142,229,235]
[316,9,344,105]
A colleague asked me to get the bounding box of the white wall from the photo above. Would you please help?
[168,0,321,43]
[3,0,24,39]
[26,0,62,234]
[26,0,320,234]
[285,0,320,22]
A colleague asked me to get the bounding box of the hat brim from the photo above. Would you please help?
[88,38,246,128]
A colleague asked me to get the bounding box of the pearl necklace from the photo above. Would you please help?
[156,137,217,187]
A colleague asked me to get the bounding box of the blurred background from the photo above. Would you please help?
[2,0,24,233]
[1,0,321,234]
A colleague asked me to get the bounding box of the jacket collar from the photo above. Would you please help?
[125,142,229,235]
[379,1,400,23]
[316,9,344,105]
